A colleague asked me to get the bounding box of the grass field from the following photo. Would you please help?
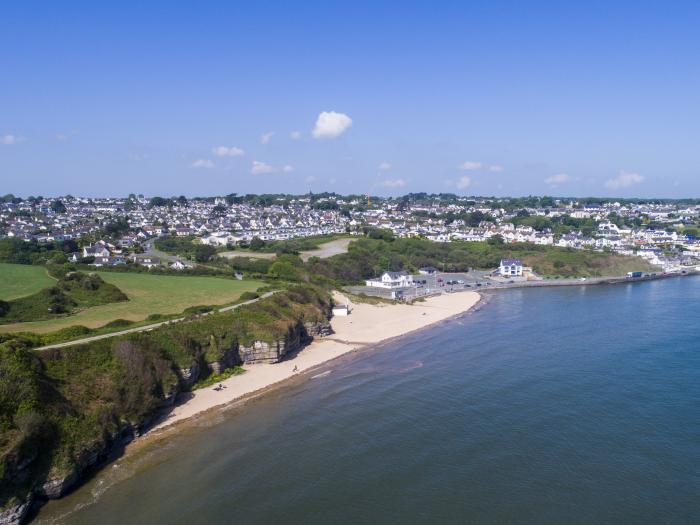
[0,272,263,333]
[0,263,55,300]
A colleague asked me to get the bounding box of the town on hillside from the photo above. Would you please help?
[2,193,699,273]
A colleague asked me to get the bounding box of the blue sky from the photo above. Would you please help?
[1,1,699,198]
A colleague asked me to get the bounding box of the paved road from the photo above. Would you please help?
[36,291,277,351]
[143,240,184,265]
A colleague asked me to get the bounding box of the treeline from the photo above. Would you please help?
[153,236,217,262]
[0,238,79,265]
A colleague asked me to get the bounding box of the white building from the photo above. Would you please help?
[499,258,523,277]
[365,271,415,289]
[332,304,349,316]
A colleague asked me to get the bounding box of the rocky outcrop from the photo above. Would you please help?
[0,495,32,525]
[239,320,332,364]
[178,360,201,389]
[207,344,242,375]
[305,321,333,338]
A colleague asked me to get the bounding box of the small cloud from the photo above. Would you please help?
[283,164,295,173]
[290,130,302,140]
[251,160,276,175]
[378,162,392,172]
[545,173,572,186]
[312,111,353,139]
[605,170,645,189]
[456,176,471,189]
[212,146,245,157]
[305,175,317,183]
[1,134,24,145]
[128,153,148,161]
[260,132,275,145]
[379,178,407,188]
[329,177,337,184]
[459,161,482,171]
[489,165,503,172]
[191,159,215,169]
[56,133,68,141]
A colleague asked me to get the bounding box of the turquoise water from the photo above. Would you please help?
[38,278,700,524]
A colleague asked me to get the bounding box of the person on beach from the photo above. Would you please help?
[293,365,298,372]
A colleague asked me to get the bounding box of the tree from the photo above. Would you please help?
[50,200,66,214]
[249,237,266,251]
[487,234,505,246]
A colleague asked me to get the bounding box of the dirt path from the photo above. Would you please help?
[300,238,352,261]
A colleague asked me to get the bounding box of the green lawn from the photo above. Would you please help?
[0,271,263,333]
[0,263,56,300]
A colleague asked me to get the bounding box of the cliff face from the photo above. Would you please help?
[0,286,333,524]
[239,320,331,364]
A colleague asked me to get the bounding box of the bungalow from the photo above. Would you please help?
[132,254,161,268]
[499,258,523,277]
[90,255,126,267]
[365,271,415,289]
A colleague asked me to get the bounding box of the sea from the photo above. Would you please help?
[36,276,700,524]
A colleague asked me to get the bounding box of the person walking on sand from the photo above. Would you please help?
[293,365,298,372]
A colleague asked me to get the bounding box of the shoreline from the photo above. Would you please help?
[143,290,482,439]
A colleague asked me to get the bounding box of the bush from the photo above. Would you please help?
[238,291,260,302]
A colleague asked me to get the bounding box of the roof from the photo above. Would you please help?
[383,271,409,278]
[500,258,523,266]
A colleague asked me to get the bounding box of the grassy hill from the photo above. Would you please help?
[0,272,264,334]
[0,273,128,324]
[0,263,55,301]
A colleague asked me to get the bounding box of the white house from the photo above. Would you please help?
[365,271,415,289]
[499,258,523,277]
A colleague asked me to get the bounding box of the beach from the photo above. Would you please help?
[148,290,481,434]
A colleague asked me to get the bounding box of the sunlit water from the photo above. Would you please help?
[37,277,700,524]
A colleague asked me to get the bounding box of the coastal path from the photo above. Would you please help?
[35,291,277,351]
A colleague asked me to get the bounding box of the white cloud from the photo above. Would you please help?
[305,175,317,183]
[545,173,572,185]
[56,133,68,141]
[312,111,353,139]
[1,134,24,145]
[260,132,275,145]
[459,161,482,171]
[251,160,276,175]
[456,176,471,189]
[605,170,645,189]
[212,146,245,157]
[489,165,503,172]
[378,162,392,172]
[283,164,295,173]
[379,178,407,188]
[191,159,215,169]
[290,130,302,140]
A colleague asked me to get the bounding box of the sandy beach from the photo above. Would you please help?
[148,290,480,434]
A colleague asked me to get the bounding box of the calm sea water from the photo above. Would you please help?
[38,278,700,524]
